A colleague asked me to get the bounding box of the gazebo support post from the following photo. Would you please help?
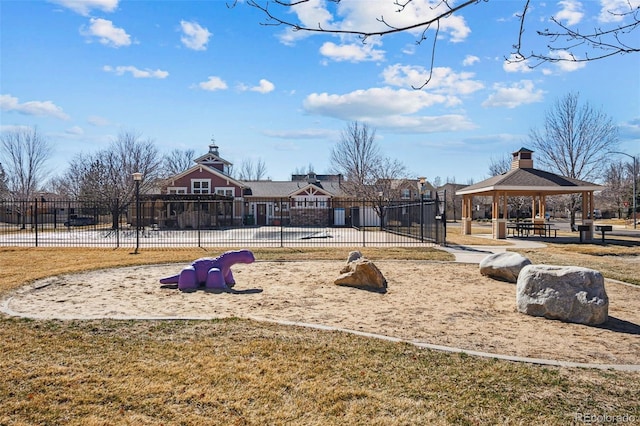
[461,195,472,235]
[492,191,507,239]
[581,191,594,240]
[532,194,546,236]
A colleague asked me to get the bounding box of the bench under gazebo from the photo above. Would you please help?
[456,148,603,240]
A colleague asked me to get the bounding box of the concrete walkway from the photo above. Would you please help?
[440,235,547,263]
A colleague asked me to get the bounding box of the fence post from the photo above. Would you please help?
[197,197,202,248]
[420,197,424,243]
[362,198,366,247]
[116,198,120,249]
[279,198,284,248]
[34,198,38,247]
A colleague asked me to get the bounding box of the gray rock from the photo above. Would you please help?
[516,265,608,325]
[480,252,531,283]
[346,251,363,263]
[335,255,387,291]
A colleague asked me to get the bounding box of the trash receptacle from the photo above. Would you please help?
[244,214,254,225]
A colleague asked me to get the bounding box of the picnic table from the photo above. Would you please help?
[507,222,558,238]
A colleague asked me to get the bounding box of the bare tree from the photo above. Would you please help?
[162,148,196,177]
[61,131,162,229]
[242,0,638,88]
[0,127,52,200]
[599,160,628,219]
[236,158,268,181]
[291,164,316,177]
[330,121,407,226]
[528,92,619,226]
[488,154,511,176]
[330,121,381,196]
[0,162,9,198]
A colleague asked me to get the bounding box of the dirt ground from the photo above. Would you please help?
[2,260,638,365]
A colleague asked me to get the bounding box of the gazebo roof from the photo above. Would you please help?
[456,148,602,196]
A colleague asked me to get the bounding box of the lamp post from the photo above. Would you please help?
[132,172,142,253]
[612,152,637,229]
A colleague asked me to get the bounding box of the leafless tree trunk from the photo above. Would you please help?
[528,92,619,227]
[0,127,52,200]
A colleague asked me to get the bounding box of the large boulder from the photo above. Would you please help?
[480,252,531,283]
[516,265,608,325]
[335,251,387,292]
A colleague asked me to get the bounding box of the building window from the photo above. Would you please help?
[215,187,234,197]
[192,179,211,194]
[401,189,411,199]
[168,187,187,194]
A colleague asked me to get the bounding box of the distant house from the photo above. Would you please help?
[158,144,347,227]
[243,173,345,226]
[165,143,244,197]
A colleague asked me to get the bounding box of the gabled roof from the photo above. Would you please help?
[288,183,334,197]
[456,167,602,196]
[194,151,232,166]
[167,164,245,188]
[243,180,345,198]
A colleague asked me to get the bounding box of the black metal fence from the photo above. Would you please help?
[0,196,446,249]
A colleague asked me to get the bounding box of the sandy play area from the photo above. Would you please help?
[2,260,639,366]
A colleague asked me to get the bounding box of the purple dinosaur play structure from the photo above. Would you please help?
[159,249,255,291]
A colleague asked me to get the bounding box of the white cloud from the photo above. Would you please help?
[554,0,584,25]
[81,18,131,47]
[335,0,471,42]
[180,20,211,51]
[371,114,476,133]
[302,86,476,132]
[381,64,484,102]
[262,128,337,139]
[319,40,385,62]
[598,0,640,23]
[503,53,534,73]
[304,87,447,119]
[250,79,275,94]
[103,65,169,79]
[87,115,111,126]
[277,0,335,45]
[49,0,118,16]
[278,0,471,45]
[548,50,588,72]
[618,117,640,139]
[65,126,84,136]
[482,80,545,109]
[198,76,228,91]
[0,94,70,120]
[462,55,480,66]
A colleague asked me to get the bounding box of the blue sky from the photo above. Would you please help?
[1,0,638,184]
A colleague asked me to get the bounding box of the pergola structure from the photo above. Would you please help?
[456,148,603,240]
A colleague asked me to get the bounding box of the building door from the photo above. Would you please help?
[257,203,267,225]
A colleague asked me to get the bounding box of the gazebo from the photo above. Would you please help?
[456,148,603,240]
